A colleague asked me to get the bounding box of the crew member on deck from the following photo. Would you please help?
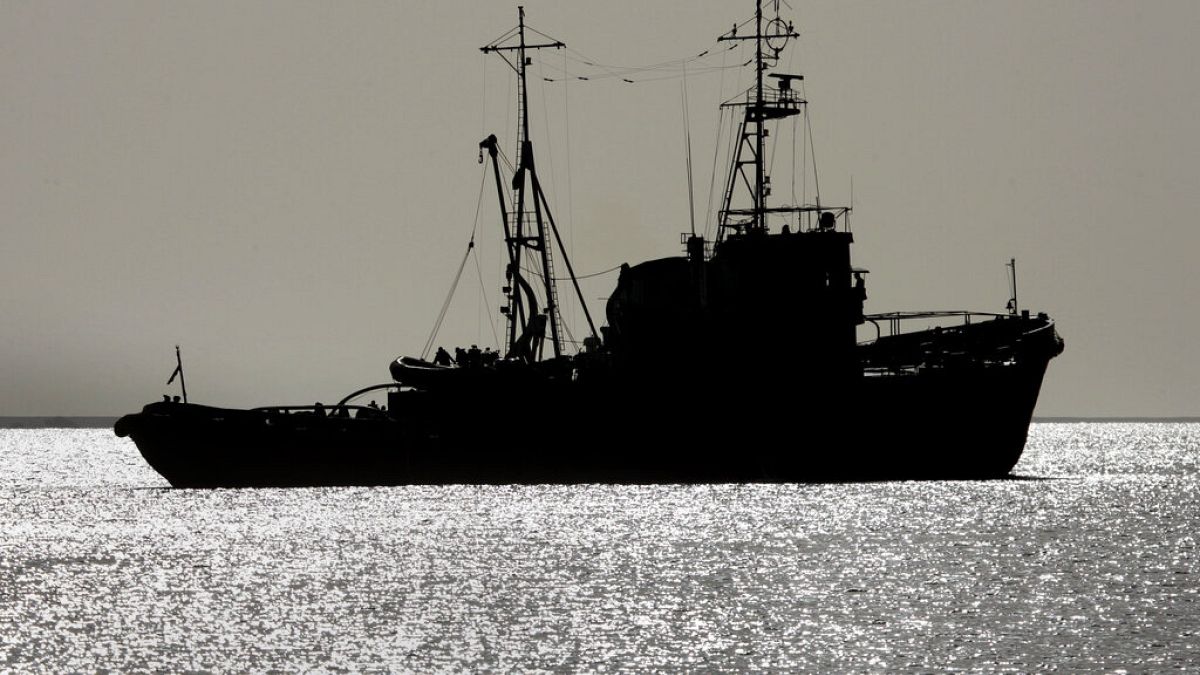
[434,347,453,367]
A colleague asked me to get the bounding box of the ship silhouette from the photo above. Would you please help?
[115,3,1064,488]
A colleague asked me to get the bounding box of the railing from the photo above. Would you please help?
[719,205,852,234]
[244,382,412,418]
[856,309,1056,375]
[249,404,391,420]
[721,86,805,112]
[860,310,1013,344]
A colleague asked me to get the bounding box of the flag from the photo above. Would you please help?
[167,364,182,385]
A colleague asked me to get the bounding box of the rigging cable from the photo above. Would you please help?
[571,263,625,280]
[536,58,561,324]
[790,113,799,230]
[682,59,697,237]
[421,240,473,360]
[480,52,487,138]
[537,55,747,85]
[717,90,744,240]
[535,58,567,337]
[804,80,821,211]
[420,167,489,360]
[704,44,733,241]
[786,32,800,231]
[536,27,750,85]
[471,245,501,349]
[767,99,783,191]
[559,312,577,351]
[536,59,560,217]
[801,82,808,226]
[549,10,757,80]
[562,49,578,338]
[521,263,623,281]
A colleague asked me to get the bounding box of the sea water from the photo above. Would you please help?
[0,424,1196,671]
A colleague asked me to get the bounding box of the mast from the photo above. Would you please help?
[716,1,800,240]
[754,1,765,232]
[711,1,857,246]
[481,8,599,361]
[1007,258,1019,316]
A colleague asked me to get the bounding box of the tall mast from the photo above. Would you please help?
[754,1,765,232]
[481,8,599,361]
[716,1,800,241]
[518,8,531,169]
[1007,258,1019,316]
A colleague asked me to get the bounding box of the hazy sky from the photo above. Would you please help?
[3,0,1199,416]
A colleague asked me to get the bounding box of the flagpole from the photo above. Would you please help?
[175,345,188,404]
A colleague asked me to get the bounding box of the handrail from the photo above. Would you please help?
[720,85,805,109]
[248,405,389,421]
[859,310,1048,345]
[864,310,1008,321]
[251,405,377,413]
[246,382,408,413]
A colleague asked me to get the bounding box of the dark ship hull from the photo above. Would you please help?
[114,5,1066,488]
[115,315,1062,488]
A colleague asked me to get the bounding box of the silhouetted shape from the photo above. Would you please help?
[434,347,453,367]
[113,3,1064,488]
[166,345,188,403]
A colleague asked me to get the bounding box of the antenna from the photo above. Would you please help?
[1006,258,1019,315]
[849,175,854,232]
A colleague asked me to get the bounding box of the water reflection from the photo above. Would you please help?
[0,425,1196,670]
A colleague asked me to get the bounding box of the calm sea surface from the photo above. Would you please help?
[1,424,1197,672]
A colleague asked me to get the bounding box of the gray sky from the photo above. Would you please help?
[3,0,1198,416]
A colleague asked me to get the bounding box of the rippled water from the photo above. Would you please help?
[1,425,1197,671]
